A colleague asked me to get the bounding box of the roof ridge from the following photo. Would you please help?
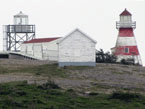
[58,28,96,44]
[24,37,61,44]
[120,8,132,16]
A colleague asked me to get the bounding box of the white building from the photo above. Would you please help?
[21,37,61,61]
[58,28,97,67]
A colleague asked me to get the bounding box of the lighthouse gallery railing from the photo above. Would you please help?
[116,21,136,29]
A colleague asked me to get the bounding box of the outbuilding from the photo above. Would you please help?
[21,37,61,61]
[58,28,96,67]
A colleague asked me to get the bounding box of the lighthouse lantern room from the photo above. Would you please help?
[3,11,35,52]
[112,9,142,65]
[116,9,136,29]
[14,11,28,25]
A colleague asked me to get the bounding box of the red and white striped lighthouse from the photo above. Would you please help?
[111,9,142,65]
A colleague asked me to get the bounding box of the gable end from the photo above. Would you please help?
[58,28,97,44]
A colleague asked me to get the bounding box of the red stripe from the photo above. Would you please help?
[24,37,61,44]
[114,46,139,55]
[119,28,134,37]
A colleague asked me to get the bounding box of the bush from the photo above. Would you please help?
[37,80,60,90]
[121,58,135,65]
[16,91,27,96]
[89,92,98,96]
[96,49,117,63]
[121,59,126,65]
[67,89,74,92]
[17,80,28,86]
[109,92,141,102]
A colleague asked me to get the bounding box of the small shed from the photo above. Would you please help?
[21,37,61,61]
[58,28,97,67]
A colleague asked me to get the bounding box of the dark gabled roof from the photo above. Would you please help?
[120,8,132,16]
[24,37,61,44]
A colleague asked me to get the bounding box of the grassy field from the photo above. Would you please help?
[0,81,145,109]
[0,59,145,108]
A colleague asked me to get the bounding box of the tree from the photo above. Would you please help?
[96,49,117,63]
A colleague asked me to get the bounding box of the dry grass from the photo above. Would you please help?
[0,59,145,94]
[64,63,145,94]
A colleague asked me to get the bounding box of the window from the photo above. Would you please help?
[124,48,129,53]
[124,16,128,22]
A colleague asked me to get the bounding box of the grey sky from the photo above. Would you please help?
[0,0,145,65]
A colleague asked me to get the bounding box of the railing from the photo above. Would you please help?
[116,21,136,29]
[6,25,35,33]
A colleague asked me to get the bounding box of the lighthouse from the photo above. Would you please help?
[3,11,35,52]
[111,9,142,65]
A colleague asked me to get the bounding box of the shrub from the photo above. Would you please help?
[96,49,117,63]
[16,91,27,96]
[121,59,126,64]
[37,80,60,90]
[89,92,98,96]
[67,89,74,92]
[46,80,60,89]
[17,80,28,86]
[109,92,141,102]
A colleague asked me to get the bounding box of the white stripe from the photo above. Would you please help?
[116,37,137,46]
[116,55,142,65]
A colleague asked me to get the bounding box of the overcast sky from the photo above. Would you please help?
[0,0,145,65]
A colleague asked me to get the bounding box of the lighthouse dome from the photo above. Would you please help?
[14,11,28,25]
[120,8,132,16]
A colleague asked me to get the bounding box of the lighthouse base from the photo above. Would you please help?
[116,55,142,65]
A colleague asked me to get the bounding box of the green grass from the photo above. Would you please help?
[26,63,67,77]
[63,66,94,70]
[0,62,145,108]
[0,63,95,78]
[0,63,67,77]
[0,66,11,74]
[0,81,145,108]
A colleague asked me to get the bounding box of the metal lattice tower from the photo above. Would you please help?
[3,11,35,52]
